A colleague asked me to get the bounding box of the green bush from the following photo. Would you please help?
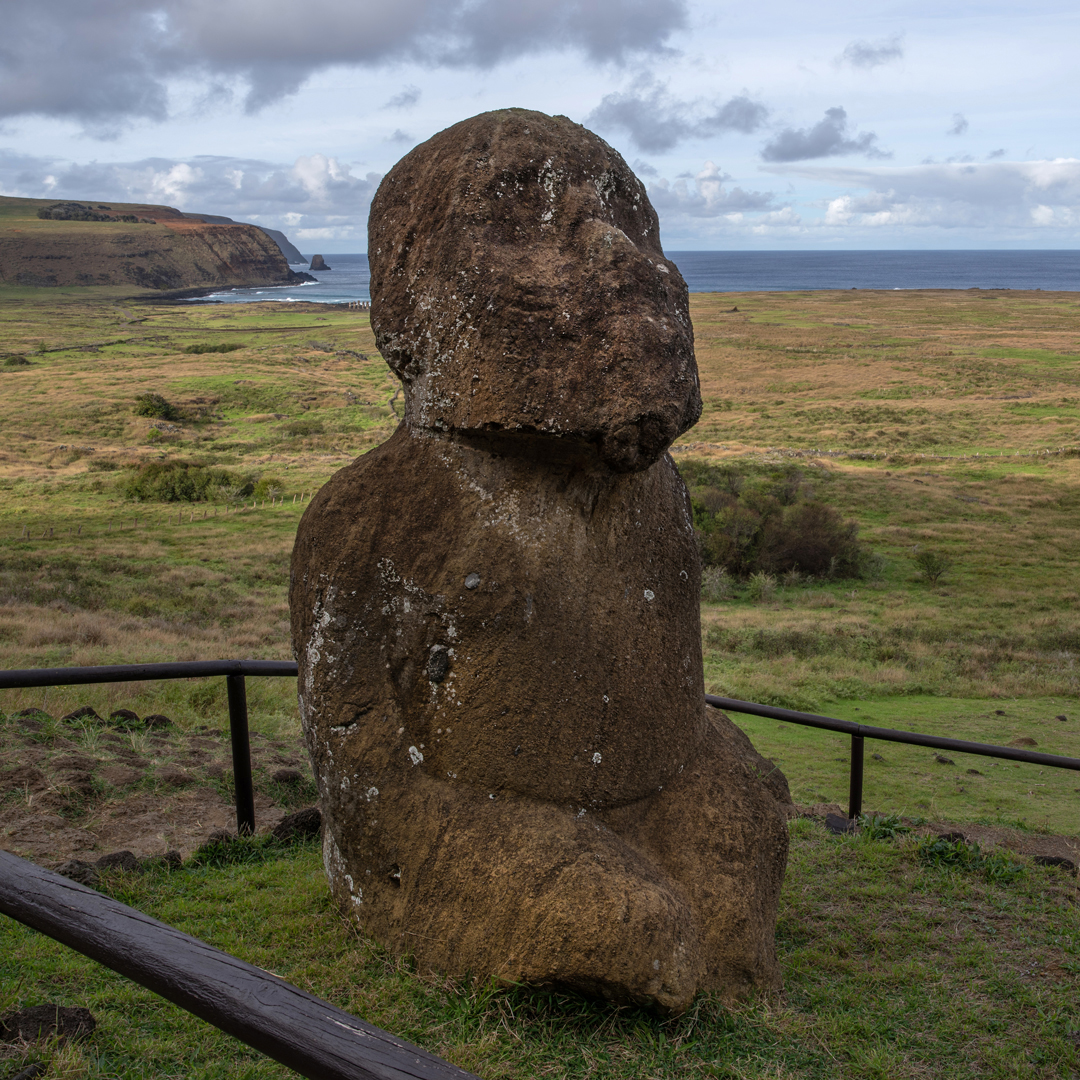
[252,475,284,501]
[916,835,1024,882]
[746,570,778,603]
[183,343,243,355]
[120,460,253,503]
[188,834,298,869]
[35,203,143,222]
[284,419,324,436]
[914,548,954,584]
[858,813,911,840]
[758,500,863,578]
[133,392,180,421]
[680,460,868,579]
[700,565,732,603]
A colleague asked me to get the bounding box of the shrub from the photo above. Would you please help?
[133,393,180,421]
[913,549,954,584]
[35,202,142,222]
[120,460,253,503]
[701,565,732,603]
[758,500,862,579]
[916,835,1024,882]
[253,475,284,501]
[746,571,778,603]
[681,459,868,580]
[858,813,910,840]
[183,343,243,355]
[284,419,324,437]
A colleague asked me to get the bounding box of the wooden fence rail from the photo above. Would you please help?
[0,851,479,1080]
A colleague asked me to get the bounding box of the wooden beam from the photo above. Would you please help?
[0,852,480,1080]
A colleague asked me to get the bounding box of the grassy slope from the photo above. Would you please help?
[2,828,1077,1079]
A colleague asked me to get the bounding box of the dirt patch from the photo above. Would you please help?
[798,801,1080,866]
[0,713,316,867]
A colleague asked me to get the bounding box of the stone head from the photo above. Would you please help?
[368,109,701,472]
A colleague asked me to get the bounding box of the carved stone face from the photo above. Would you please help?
[368,109,702,472]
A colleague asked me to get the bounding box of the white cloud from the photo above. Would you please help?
[587,74,768,152]
[765,158,1080,232]
[948,113,969,136]
[0,149,381,239]
[647,159,777,217]
[383,85,421,109]
[0,0,688,127]
[835,35,903,70]
[761,107,889,162]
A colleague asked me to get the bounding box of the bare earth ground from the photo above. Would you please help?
[0,710,316,865]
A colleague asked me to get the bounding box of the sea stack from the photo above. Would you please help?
[290,108,791,1014]
[309,254,330,271]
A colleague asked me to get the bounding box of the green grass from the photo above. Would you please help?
[721,696,1078,834]
[2,826,1077,1079]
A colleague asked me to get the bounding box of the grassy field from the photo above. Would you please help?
[2,825,1077,1079]
[0,285,1076,826]
[1,284,1078,1077]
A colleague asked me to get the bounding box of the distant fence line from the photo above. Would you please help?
[11,492,313,541]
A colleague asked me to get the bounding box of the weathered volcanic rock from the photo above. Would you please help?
[368,112,700,472]
[309,254,331,271]
[291,108,790,1013]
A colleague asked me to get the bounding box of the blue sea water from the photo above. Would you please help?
[191,249,1080,305]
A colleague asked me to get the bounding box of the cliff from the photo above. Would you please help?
[180,213,306,263]
[0,196,312,290]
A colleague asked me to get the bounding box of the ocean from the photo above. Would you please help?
[190,249,1080,305]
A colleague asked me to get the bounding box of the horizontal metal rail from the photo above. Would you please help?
[706,694,1080,819]
[3,662,1075,831]
[0,851,477,1080]
[0,659,298,689]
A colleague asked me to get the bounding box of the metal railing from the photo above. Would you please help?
[3,662,1078,830]
[0,659,482,1077]
[0,850,477,1080]
[706,694,1080,819]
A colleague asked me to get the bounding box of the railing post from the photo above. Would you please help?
[226,674,256,836]
[848,733,864,821]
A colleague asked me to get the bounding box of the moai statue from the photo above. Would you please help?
[290,109,791,1014]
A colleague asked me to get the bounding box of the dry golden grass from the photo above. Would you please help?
[687,289,1080,455]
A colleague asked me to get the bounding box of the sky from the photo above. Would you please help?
[1,0,1078,253]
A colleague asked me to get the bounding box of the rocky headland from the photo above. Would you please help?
[0,196,313,290]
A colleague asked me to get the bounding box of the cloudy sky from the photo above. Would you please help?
[1,0,1077,252]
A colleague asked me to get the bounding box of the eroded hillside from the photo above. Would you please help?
[0,195,308,290]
